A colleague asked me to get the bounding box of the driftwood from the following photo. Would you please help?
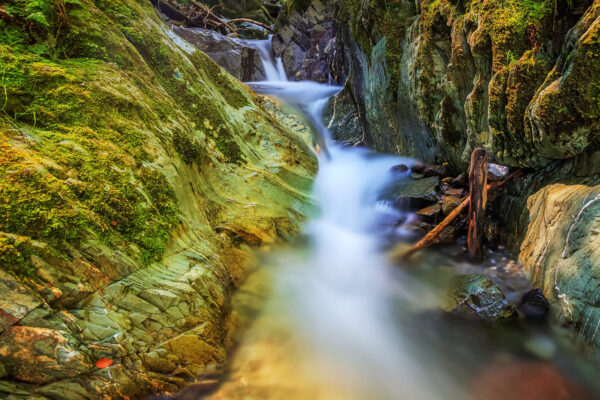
[399,169,523,260]
[467,148,488,260]
[156,0,272,34]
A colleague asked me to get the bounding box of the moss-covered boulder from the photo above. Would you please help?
[0,0,316,398]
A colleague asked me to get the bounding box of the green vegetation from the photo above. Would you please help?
[0,0,260,276]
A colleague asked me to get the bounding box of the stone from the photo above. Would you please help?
[380,176,439,202]
[488,163,510,182]
[0,270,43,332]
[0,326,91,384]
[443,274,515,322]
[172,26,266,82]
[442,196,462,215]
[416,204,442,217]
[518,289,549,321]
[139,289,181,312]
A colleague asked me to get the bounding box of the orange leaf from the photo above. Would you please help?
[96,358,114,369]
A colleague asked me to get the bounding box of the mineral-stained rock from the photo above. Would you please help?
[519,183,600,344]
[0,326,91,384]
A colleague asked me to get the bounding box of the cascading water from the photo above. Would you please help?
[164,35,599,400]
[226,39,464,400]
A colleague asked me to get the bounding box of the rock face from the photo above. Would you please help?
[274,0,600,352]
[172,26,266,81]
[0,0,316,398]
[272,0,343,83]
[322,0,600,171]
[519,183,600,346]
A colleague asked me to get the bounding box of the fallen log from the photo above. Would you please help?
[397,169,523,261]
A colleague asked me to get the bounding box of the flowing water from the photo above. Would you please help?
[174,39,600,400]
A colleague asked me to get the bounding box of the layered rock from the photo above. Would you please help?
[273,0,343,83]
[323,0,599,171]
[0,0,316,398]
[172,26,266,81]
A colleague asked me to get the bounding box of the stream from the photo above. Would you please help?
[167,37,600,400]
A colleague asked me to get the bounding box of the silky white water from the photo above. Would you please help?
[240,40,463,400]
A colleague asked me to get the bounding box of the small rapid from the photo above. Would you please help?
[231,38,461,400]
[196,37,600,400]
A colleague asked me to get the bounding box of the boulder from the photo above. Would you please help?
[172,26,266,81]
[444,274,515,322]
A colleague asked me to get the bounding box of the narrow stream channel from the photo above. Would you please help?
[171,38,600,400]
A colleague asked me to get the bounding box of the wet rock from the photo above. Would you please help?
[272,0,341,83]
[444,274,515,322]
[518,289,549,321]
[442,195,462,215]
[235,21,269,40]
[410,162,426,174]
[488,163,510,182]
[172,26,266,81]
[416,204,442,218]
[423,164,452,178]
[0,326,91,384]
[391,164,409,173]
[380,176,439,203]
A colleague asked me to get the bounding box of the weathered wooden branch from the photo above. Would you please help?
[400,197,471,260]
[398,169,523,261]
[157,0,271,34]
[467,148,488,260]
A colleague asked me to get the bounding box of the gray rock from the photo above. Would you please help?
[488,163,509,182]
[173,26,266,81]
[380,176,439,202]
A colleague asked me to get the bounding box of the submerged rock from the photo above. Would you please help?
[444,274,515,322]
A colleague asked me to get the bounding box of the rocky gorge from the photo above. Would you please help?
[273,0,600,352]
[1,0,600,399]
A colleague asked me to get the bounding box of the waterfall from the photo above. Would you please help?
[239,39,461,400]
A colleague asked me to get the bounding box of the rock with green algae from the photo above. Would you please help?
[328,0,600,171]
[443,274,515,322]
[0,0,316,398]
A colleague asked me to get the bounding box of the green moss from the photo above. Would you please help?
[0,234,35,277]
[173,130,203,164]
